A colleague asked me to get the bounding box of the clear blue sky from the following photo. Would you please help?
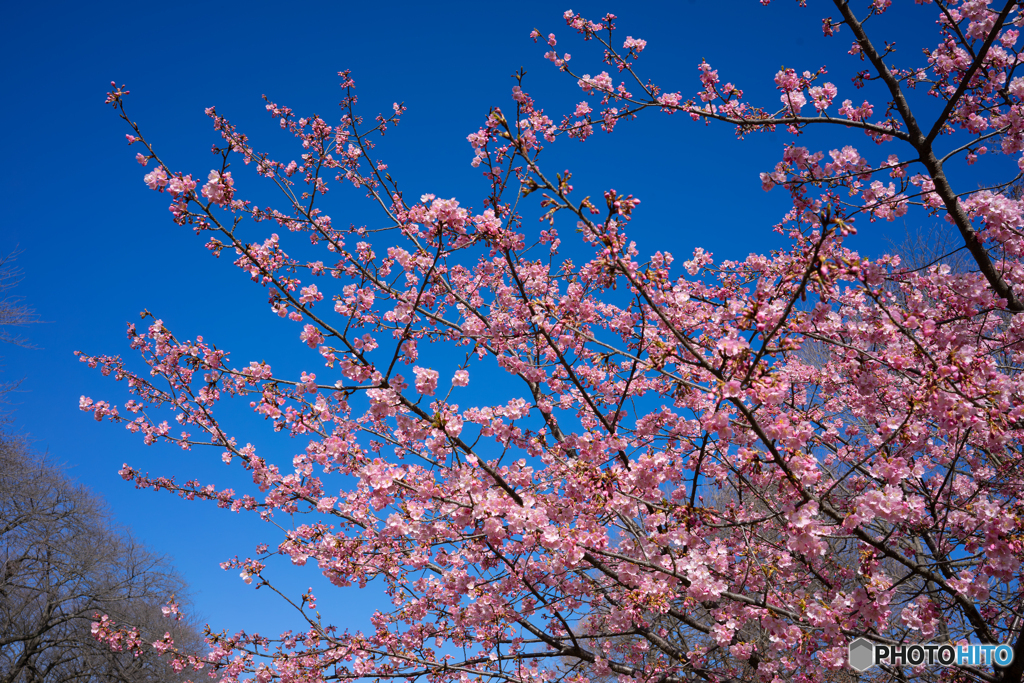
[0,0,997,642]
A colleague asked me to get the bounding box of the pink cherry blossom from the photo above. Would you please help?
[298,324,323,348]
[412,366,438,395]
[89,6,1024,683]
[143,167,168,190]
[201,170,234,206]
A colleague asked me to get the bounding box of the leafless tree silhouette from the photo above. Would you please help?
[0,436,204,683]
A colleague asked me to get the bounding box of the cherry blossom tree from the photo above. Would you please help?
[85,2,1024,682]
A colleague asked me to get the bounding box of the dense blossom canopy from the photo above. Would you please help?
[87,2,1024,682]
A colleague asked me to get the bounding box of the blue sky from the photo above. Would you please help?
[0,0,1003,645]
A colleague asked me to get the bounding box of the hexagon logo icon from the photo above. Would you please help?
[848,638,875,671]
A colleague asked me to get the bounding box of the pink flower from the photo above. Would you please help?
[413,366,439,395]
[623,36,646,53]
[774,68,800,92]
[143,167,168,190]
[300,324,324,348]
[201,170,235,206]
[657,92,682,112]
[160,601,180,619]
[543,51,567,67]
[452,369,469,387]
[1011,77,1024,99]
[299,284,323,305]
[168,174,196,195]
[838,99,873,122]
[730,643,755,660]
[578,72,613,94]
[717,335,749,357]
[698,62,719,88]
[781,90,807,115]
[601,107,619,132]
[808,82,837,112]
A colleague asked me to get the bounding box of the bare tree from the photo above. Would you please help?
[0,435,204,683]
[0,251,37,349]
[0,251,39,411]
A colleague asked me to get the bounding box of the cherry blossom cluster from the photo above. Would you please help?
[87,4,1024,683]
